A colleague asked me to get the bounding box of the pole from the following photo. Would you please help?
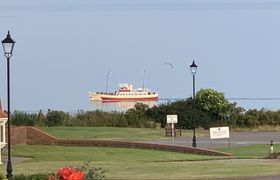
[142,69,147,89]
[192,74,197,148]
[171,123,174,145]
[105,71,110,93]
[6,57,13,179]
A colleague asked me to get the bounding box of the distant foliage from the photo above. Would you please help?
[46,110,70,126]
[145,99,211,129]
[12,110,36,126]
[125,103,155,128]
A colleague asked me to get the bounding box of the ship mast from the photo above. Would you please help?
[105,70,111,93]
[142,69,147,89]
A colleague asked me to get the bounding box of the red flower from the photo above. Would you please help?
[68,171,84,180]
[58,167,73,180]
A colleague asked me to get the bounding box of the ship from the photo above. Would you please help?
[88,83,158,102]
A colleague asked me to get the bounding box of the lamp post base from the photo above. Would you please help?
[192,135,197,148]
[6,159,13,180]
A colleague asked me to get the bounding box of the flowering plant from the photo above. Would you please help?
[48,167,84,180]
[48,162,106,180]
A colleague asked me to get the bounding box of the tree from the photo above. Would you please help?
[46,110,69,126]
[196,88,229,126]
[125,103,150,127]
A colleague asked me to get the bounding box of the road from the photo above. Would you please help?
[148,131,280,149]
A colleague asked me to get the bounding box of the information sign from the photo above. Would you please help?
[167,115,178,123]
[210,126,230,139]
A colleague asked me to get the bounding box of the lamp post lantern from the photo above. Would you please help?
[2,31,15,180]
[190,60,197,148]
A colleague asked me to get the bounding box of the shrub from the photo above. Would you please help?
[46,110,70,126]
[48,162,106,180]
[14,173,48,180]
[265,152,280,159]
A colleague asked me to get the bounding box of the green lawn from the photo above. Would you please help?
[1,127,279,179]
[217,144,280,159]
[1,145,280,179]
[39,126,207,141]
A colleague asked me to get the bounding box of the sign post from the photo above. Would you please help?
[167,115,178,145]
[209,126,230,152]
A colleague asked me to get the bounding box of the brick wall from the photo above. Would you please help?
[11,126,27,145]
[26,126,56,145]
[10,126,56,145]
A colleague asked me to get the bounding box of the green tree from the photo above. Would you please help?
[45,110,69,126]
[11,111,35,126]
[125,103,151,127]
[196,88,229,126]
[146,99,211,129]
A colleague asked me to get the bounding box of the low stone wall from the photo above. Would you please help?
[9,126,232,156]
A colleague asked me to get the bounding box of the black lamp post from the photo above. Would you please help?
[190,60,197,148]
[2,31,15,180]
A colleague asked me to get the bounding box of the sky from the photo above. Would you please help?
[0,0,280,112]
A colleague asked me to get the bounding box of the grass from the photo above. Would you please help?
[1,145,280,179]
[217,144,280,159]
[11,145,218,162]
[233,125,280,132]
[2,127,280,179]
[39,126,207,141]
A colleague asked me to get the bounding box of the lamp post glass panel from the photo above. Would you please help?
[2,31,15,179]
[190,60,197,147]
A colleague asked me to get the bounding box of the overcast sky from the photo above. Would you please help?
[0,0,280,112]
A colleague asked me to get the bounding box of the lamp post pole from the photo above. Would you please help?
[190,60,197,148]
[2,31,15,180]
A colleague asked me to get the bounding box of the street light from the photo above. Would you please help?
[2,31,15,180]
[190,60,197,148]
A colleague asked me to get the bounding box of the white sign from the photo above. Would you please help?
[167,115,178,123]
[210,126,230,139]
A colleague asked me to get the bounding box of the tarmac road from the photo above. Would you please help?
[147,131,280,149]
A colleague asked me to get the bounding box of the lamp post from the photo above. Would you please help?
[2,31,15,180]
[190,60,197,148]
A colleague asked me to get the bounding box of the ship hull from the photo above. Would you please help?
[89,92,158,102]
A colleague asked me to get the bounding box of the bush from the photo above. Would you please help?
[46,110,70,126]
[265,152,280,159]
[48,161,106,180]
[14,173,48,180]
[12,111,36,126]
